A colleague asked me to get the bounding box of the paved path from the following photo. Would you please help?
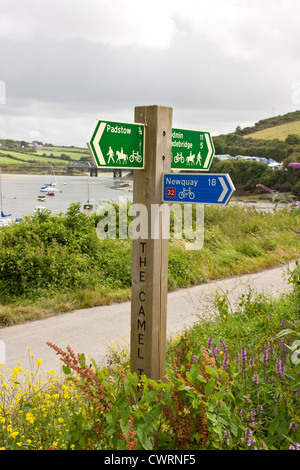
[0,262,295,375]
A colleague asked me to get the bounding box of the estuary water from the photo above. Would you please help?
[0,173,133,219]
[0,172,278,222]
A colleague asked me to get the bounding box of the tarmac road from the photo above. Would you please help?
[0,261,296,375]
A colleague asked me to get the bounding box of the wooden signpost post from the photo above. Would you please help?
[130,105,172,381]
[88,104,234,384]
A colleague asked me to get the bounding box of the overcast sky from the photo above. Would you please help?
[0,0,299,147]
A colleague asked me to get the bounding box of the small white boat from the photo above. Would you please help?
[40,183,58,192]
[40,164,59,192]
[0,214,13,226]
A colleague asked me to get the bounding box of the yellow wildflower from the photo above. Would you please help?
[25,412,35,425]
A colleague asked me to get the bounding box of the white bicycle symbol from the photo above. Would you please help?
[174,152,185,164]
[178,187,195,200]
[129,151,142,163]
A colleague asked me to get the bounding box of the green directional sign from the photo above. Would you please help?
[171,128,215,171]
[88,119,145,169]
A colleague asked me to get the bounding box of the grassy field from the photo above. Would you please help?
[245,120,300,141]
[0,145,90,169]
[35,147,89,160]
[0,150,71,165]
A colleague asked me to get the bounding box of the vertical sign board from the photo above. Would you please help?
[171,128,215,171]
[88,119,145,169]
[130,105,172,382]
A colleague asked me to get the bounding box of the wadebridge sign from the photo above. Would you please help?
[171,128,214,171]
[88,119,145,169]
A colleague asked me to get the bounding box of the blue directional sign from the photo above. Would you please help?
[162,173,235,205]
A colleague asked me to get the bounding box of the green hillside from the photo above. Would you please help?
[236,110,300,137]
[0,139,92,174]
[244,120,300,141]
[212,110,300,196]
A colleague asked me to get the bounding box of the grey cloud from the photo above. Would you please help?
[0,0,299,146]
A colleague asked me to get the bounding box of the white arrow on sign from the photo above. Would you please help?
[218,177,229,202]
[89,121,107,166]
[203,132,214,169]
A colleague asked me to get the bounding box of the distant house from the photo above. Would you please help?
[30,142,51,151]
[268,161,283,170]
[214,154,233,161]
[215,154,283,169]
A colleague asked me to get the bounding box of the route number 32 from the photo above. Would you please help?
[166,188,176,197]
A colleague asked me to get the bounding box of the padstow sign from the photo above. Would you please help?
[88,119,145,169]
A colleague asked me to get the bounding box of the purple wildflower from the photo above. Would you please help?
[263,349,269,366]
[276,357,285,377]
[290,422,298,433]
[212,345,220,356]
[241,346,247,367]
[250,409,256,422]
[223,430,230,446]
[222,355,229,370]
[207,336,213,347]
[191,354,199,362]
[257,404,263,415]
[289,443,300,450]
[247,438,256,448]
[244,394,250,403]
[253,372,259,385]
[288,162,300,168]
